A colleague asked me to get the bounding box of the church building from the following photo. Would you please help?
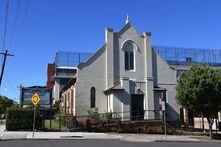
[60,17,180,121]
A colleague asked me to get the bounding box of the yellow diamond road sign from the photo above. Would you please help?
[32,93,41,105]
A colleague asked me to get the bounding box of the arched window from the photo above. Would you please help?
[90,87,96,108]
[124,41,134,70]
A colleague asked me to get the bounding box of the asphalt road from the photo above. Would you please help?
[0,140,221,147]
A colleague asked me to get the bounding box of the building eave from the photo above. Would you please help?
[153,86,167,91]
[104,82,124,95]
[51,75,76,81]
[61,78,77,93]
[56,66,78,69]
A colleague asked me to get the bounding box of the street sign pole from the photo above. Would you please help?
[161,101,167,140]
[164,110,167,139]
[31,93,41,138]
[32,105,36,138]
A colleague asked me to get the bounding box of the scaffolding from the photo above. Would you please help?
[153,46,221,67]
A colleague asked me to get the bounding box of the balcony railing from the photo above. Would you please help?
[55,46,221,68]
[153,46,221,67]
[55,51,93,67]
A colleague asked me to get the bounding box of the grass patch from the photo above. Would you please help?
[200,131,209,136]
[44,119,65,129]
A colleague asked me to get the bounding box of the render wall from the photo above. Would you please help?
[107,24,156,119]
[112,24,154,119]
[74,23,180,120]
[152,50,180,120]
[114,24,146,81]
[112,91,123,113]
[75,46,107,115]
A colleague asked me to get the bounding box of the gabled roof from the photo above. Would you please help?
[117,22,141,37]
[117,21,151,38]
[78,44,106,70]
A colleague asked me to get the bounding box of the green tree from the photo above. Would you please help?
[53,100,60,114]
[176,64,221,138]
[0,95,13,114]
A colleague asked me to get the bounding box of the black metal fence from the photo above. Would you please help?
[42,110,180,133]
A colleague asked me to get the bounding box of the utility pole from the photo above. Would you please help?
[18,84,23,107]
[0,50,14,86]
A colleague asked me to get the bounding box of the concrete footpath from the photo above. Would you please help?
[0,124,220,143]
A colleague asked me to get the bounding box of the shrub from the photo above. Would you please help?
[78,120,85,130]
[110,125,118,132]
[85,119,91,131]
[104,112,112,123]
[167,129,178,135]
[58,114,73,128]
[125,121,135,132]
[88,108,100,125]
[91,119,107,132]
[6,107,43,131]
[39,108,56,119]
[53,100,60,114]
[71,116,78,127]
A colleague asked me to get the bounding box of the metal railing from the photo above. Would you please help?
[42,110,181,131]
[55,51,93,67]
[153,46,221,67]
[54,46,221,68]
[74,110,163,121]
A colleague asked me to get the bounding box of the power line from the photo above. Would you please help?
[13,0,31,51]
[9,0,21,51]
[2,0,10,52]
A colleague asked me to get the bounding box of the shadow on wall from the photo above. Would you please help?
[115,90,131,105]
[166,103,180,121]
[152,49,158,85]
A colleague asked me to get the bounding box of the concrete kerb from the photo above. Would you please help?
[0,132,122,141]
[0,131,221,143]
[107,134,192,142]
[154,140,221,143]
[1,124,220,142]
[26,132,116,140]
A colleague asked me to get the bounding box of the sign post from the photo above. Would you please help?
[32,105,36,138]
[162,101,167,139]
[31,93,41,138]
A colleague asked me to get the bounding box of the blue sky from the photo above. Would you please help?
[1,0,221,102]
